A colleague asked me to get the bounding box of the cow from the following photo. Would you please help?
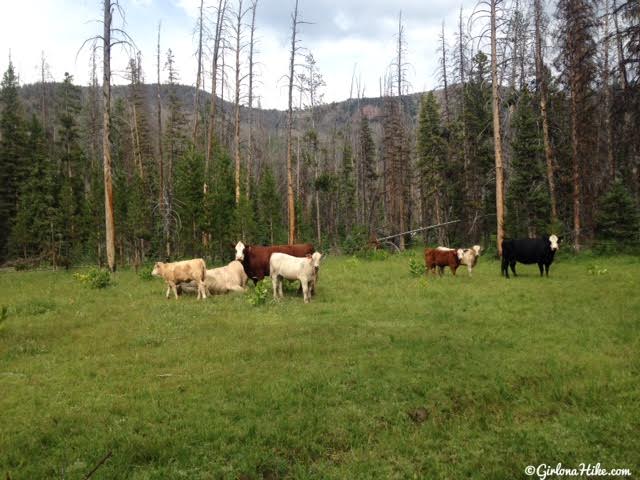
[457,245,482,276]
[177,260,248,296]
[501,234,561,278]
[425,247,461,276]
[152,258,207,300]
[233,241,315,285]
[270,252,322,303]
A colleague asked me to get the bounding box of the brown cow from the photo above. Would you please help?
[234,241,314,285]
[425,248,460,276]
[152,258,208,299]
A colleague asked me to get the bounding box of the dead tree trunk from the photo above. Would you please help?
[206,0,227,175]
[192,0,204,146]
[490,0,506,256]
[246,0,258,198]
[534,0,558,222]
[233,0,244,205]
[103,1,116,272]
[286,0,301,245]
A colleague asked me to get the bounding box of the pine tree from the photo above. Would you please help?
[9,116,56,260]
[339,143,356,235]
[0,61,27,259]
[203,146,236,260]
[358,115,377,230]
[257,165,284,245]
[595,181,639,247]
[174,147,205,257]
[416,92,447,243]
[506,88,550,238]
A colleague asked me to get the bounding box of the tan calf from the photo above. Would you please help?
[152,258,207,300]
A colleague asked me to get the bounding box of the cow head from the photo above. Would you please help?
[456,249,465,260]
[311,251,322,271]
[234,241,246,261]
[151,262,163,277]
[549,234,560,251]
[472,245,482,256]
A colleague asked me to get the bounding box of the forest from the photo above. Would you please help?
[0,0,638,271]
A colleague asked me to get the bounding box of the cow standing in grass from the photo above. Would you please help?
[456,245,482,276]
[234,241,315,285]
[270,252,322,303]
[501,235,561,278]
[425,248,461,276]
[152,259,207,299]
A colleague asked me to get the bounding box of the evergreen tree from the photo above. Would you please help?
[595,181,639,247]
[203,146,236,260]
[507,88,550,238]
[257,165,284,245]
[0,61,27,259]
[339,142,356,235]
[358,115,377,230]
[9,116,56,260]
[416,92,447,242]
[174,147,205,257]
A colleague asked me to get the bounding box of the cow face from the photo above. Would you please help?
[456,249,465,260]
[311,252,322,271]
[234,241,246,261]
[151,262,162,277]
[549,234,559,251]
[472,245,482,256]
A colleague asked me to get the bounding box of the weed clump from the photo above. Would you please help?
[409,258,426,276]
[73,268,112,289]
[247,280,269,306]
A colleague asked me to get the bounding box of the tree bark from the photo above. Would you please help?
[491,0,505,256]
[286,0,300,245]
[103,0,116,272]
[206,0,227,175]
[534,0,558,222]
[234,0,243,205]
[192,0,204,146]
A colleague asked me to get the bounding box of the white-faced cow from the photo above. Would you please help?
[501,235,561,278]
[270,252,322,303]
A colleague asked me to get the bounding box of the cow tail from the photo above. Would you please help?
[200,259,206,282]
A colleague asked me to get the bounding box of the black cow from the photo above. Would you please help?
[501,235,561,278]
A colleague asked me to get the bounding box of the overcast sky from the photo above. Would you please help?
[1,0,480,110]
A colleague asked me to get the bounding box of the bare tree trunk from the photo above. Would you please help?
[534,0,558,222]
[286,0,301,245]
[612,0,629,92]
[40,52,48,135]
[440,21,450,123]
[246,0,258,198]
[206,0,227,176]
[604,0,615,179]
[491,0,505,256]
[103,0,116,272]
[234,0,244,205]
[571,84,581,251]
[192,0,204,146]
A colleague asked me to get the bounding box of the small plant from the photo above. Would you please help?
[586,264,608,276]
[138,263,154,281]
[73,267,113,289]
[247,280,269,306]
[0,305,7,322]
[409,258,426,276]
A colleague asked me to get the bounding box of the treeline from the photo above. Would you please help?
[0,0,639,269]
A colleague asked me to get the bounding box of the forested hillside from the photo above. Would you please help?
[0,0,638,269]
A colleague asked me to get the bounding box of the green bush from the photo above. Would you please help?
[596,181,639,247]
[409,258,426,276]
[138,263,155,281]
[247,280,269,307]
[342,226,370,255]
[73,268,112,289]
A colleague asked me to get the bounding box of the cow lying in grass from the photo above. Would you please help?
[177,260,248,296]
[270,252,322,303]
[152,258,207,300]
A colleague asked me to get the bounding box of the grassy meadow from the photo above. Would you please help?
[0,250,639,479]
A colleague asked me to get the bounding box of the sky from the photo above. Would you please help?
[0,0,479,110]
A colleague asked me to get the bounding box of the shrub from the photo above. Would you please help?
[138,263,155,281]
[73,268,112,289]
[247,280,269,307]
[409,258,426,276]
[342,226,370,255]
[586,264,608,276]
[595,181,639,247]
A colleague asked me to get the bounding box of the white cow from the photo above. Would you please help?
[270,252,322,303]
[152,258,208,300]
[457,245,482,276]
[436,245,482,276]
[178,260,248,296]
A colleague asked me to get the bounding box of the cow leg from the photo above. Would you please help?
[545,264,550,277]
[438,266,444,276]
[451,265,457,276]
[538,263,544,277]
[165,285,172,298]
[468,264,473,277]
[170,282,179,300]
[501,257,509,278]
[278,276,284,298]
[302,279,310,303]
[272,276,279,300]
[510,262,517,277]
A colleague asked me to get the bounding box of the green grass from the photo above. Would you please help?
[1,251,639,479]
